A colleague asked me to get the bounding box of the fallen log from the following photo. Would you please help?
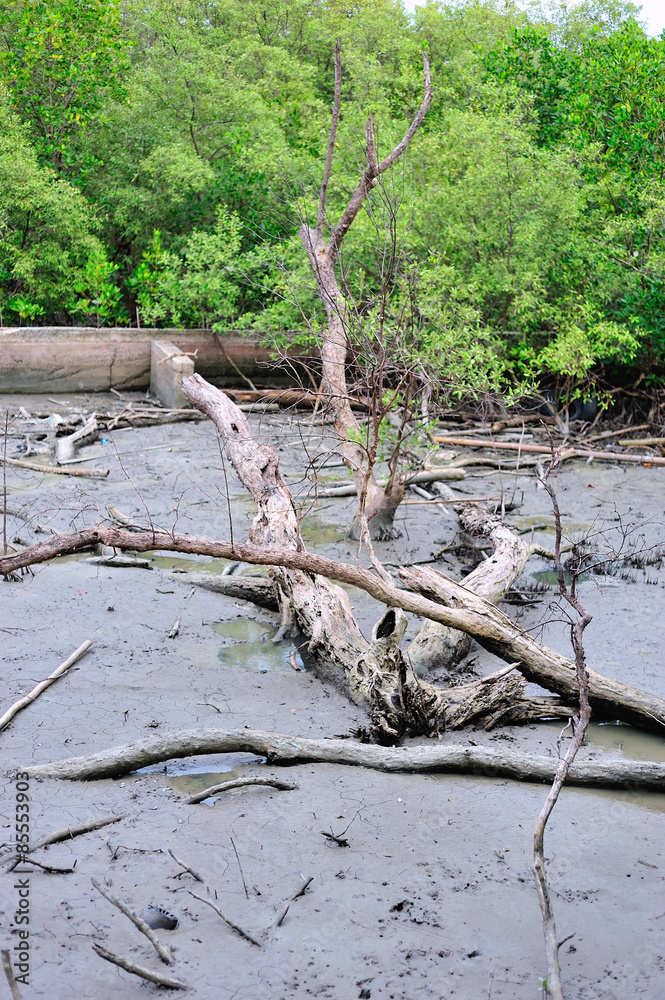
[433,436,665,466]
[23,728,665,790]
[162,572,279,611]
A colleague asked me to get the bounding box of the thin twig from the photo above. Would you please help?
[91,878,174,965]
[167,848,204,882]
[230,836,249,899]
[532,452,593,1000]
[187,890,264,948]
[92,944,186,989]
[0,640,93,732]
[13,856,76,874]
[273,875,314,928]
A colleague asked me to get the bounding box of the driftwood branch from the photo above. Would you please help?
[185,776,298,805]
[92,944,186,989]
[433,435,665,467]
[91,878,174,965]
[23,728,665,790]
[0,641,92,732]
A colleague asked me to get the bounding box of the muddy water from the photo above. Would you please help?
[1,393,664,999]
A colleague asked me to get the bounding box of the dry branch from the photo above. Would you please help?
[0,456,109,477]
[92,944,186,989]
[91,877,174,965]
[4,813,124,873]
[433,435,665,466]
[185,776,298,805]
[23,728,665,789]
[0,640,92,732]
[187,890,264,948]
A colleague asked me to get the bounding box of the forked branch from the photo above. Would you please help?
[317,38,342,230]
[328,49,431,257]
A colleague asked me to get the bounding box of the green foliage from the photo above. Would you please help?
[0,0,661,392]
[129,209,244,329]
[0,88,104,324]
[0,0,129,169]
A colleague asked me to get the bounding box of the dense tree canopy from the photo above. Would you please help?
[0,0,663,390]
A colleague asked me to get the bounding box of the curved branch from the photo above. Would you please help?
[24,727,665,790]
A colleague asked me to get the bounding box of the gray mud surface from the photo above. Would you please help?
[1,393,665,999]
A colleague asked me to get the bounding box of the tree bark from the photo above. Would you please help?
[24,727,665,790]
[406,495,531,679]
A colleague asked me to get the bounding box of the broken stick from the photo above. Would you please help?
[187,889,264,948]
[91,877,174,965]
[168,848,204,882]
[92,944,186,989]
[1,950,22,1000]
[0,640,93,732]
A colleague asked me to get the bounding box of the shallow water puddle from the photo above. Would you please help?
[212,618,303,671]
[300,516,347,547]
[147,554,233,574]
[138,753,266,803]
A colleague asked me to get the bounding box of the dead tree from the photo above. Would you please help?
[4,376,665,739]
[298,42,432,539]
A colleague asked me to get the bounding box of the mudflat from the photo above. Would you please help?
[1,394,664,999]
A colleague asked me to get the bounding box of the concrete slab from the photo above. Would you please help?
[150,340,195,408]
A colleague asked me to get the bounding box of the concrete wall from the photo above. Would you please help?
[0,327,308,393]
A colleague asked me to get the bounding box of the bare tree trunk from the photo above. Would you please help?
[298,228,404,538]
[297,44,432,539]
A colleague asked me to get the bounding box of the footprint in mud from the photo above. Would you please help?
[212,618,304,671]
